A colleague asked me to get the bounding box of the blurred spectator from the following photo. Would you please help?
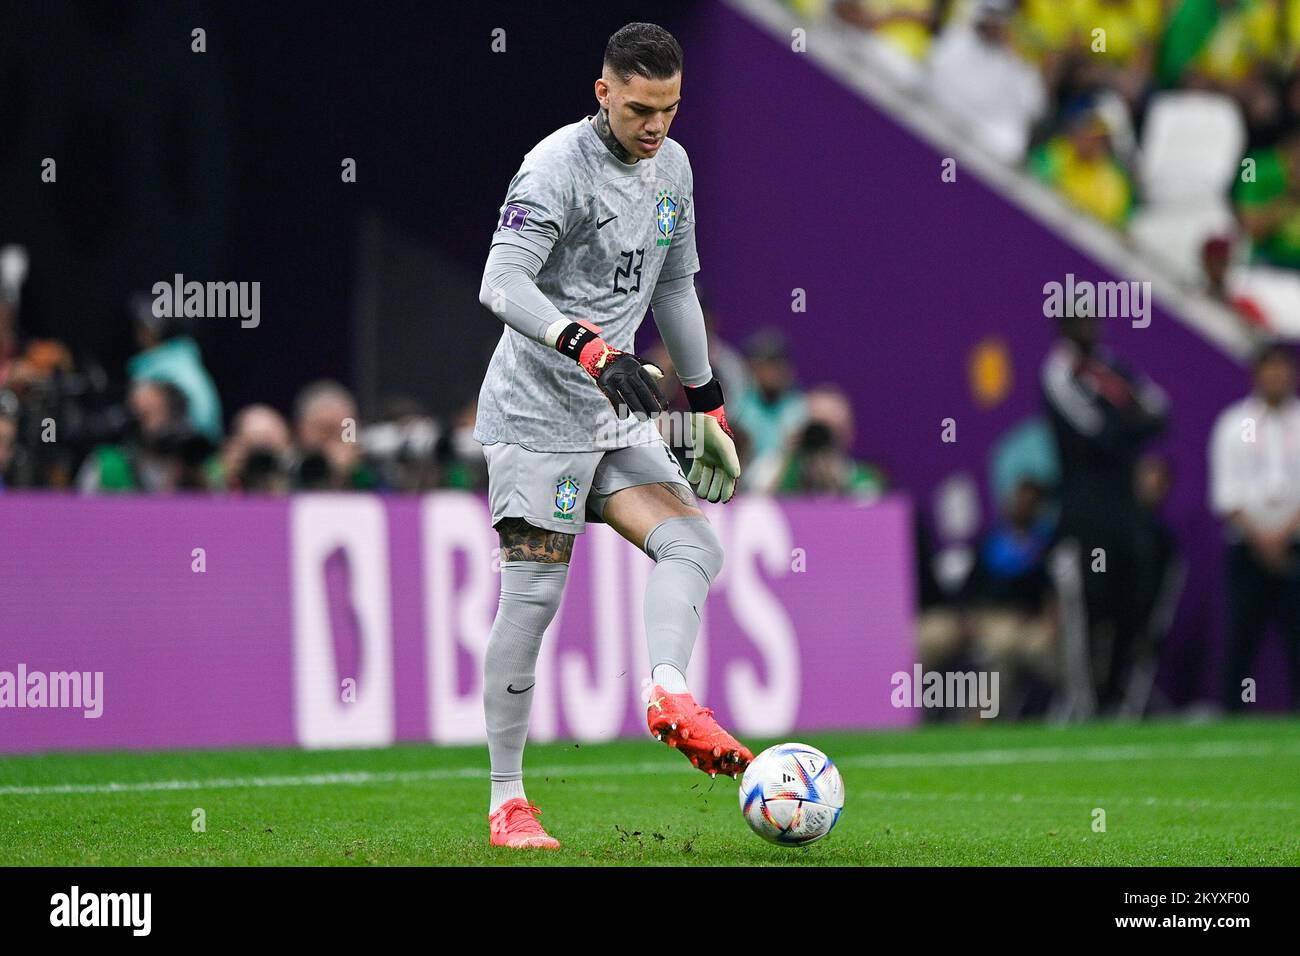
[216,404,294,493]
[1160,0,1288,145]
[834,0,939,60]
[362,395,441,491]
[76,379,211,493]
[434,399,488,491]
[772,384,887,497]
[1042,305,1169,711]
[127,293,224,443]
[292,380,378,490]
[1019,0,1162,112]
[0,399,19,492]
[963,478,1056,612]
[1116,451,1186,715]
[961,478,1059,716]
[0,245,29,391]
[0,298,25,393]
[1201,235,1274,327]
[1233,127,1300,268]
[1029,101,1136,227]
[927,0,1049,163]
[0,277,76,401]
[832,0,941,86]
[1209,341,1300,710]
[731,329,808,486]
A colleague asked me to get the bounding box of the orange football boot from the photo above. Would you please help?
[646,684,753,778]
[489,798,560,849]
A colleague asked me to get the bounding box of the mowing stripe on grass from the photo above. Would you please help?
[1,738,1295,797]
[838,739,1300,768]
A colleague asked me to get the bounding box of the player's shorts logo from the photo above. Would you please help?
[553,475,580,520]
[655,191,678,246]
[500,204,530,231]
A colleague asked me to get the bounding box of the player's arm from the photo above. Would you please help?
[648,156,738,504]
[479,178,664,419]
[650,275,739,504]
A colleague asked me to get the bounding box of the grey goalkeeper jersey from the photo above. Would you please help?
[474,116,700,451]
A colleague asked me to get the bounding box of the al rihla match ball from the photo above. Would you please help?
[739,742,844,845]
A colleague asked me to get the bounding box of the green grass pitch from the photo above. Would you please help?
[1,717,1297,866]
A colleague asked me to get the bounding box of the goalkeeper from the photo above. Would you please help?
[473,22,750,850]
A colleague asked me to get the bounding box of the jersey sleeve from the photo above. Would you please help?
[490,161,576,259]
[660,158,700,282]
[650,275,712,387]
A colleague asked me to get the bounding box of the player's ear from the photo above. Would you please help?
[594,76,609,108]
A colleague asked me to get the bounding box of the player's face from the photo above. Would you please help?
[597,71,681,160]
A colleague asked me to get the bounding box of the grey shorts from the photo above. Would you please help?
[483,438,691,534]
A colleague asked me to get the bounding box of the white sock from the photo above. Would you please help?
[490,779,527,815]
[652,663,690,694]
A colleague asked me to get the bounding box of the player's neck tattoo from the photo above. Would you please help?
[592,108,635,164]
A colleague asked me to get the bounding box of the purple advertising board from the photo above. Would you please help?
[0,492,917,754]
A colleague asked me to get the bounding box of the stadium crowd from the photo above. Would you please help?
[0,255,881,501]
[798,0,1300,334]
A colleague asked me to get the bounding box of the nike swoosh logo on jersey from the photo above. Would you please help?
[507,683,535,694]
[597,215,618,230]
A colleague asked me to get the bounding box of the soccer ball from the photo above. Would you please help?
[739,742,844,845]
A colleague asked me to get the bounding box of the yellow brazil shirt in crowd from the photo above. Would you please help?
[1018,0,1163,66]
[1030,129,1135,228]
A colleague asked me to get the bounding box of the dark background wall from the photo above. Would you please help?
[1,0,700,416]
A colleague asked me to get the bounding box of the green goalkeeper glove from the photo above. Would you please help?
[684,379,740,504]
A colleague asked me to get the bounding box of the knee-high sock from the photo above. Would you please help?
[484,561,567,812]
[643,517,724,694]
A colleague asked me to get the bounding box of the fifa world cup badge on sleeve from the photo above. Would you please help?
[500,204,530,231]
[553,475,580,521]
[654,190,678,246]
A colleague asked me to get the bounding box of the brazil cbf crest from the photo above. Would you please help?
[553,475,580,521]
[655,190,678,247]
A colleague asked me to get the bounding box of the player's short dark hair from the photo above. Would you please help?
[603,22,682,83]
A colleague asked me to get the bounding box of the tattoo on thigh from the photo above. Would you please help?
[497,518,575,563]
[658,482,700,510]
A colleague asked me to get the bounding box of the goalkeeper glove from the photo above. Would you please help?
[685,378,740,504]
[554,321,666,419]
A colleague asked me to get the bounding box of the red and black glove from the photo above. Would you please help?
[555,321,666,420]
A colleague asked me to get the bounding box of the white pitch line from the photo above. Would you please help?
[849,789,1298,813]
[0,763,671,797]
[1,738,1296,798]
[836,739,1300,769]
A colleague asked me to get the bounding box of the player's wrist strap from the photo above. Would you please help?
[685,378,725,413]
[555,322,601,362]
